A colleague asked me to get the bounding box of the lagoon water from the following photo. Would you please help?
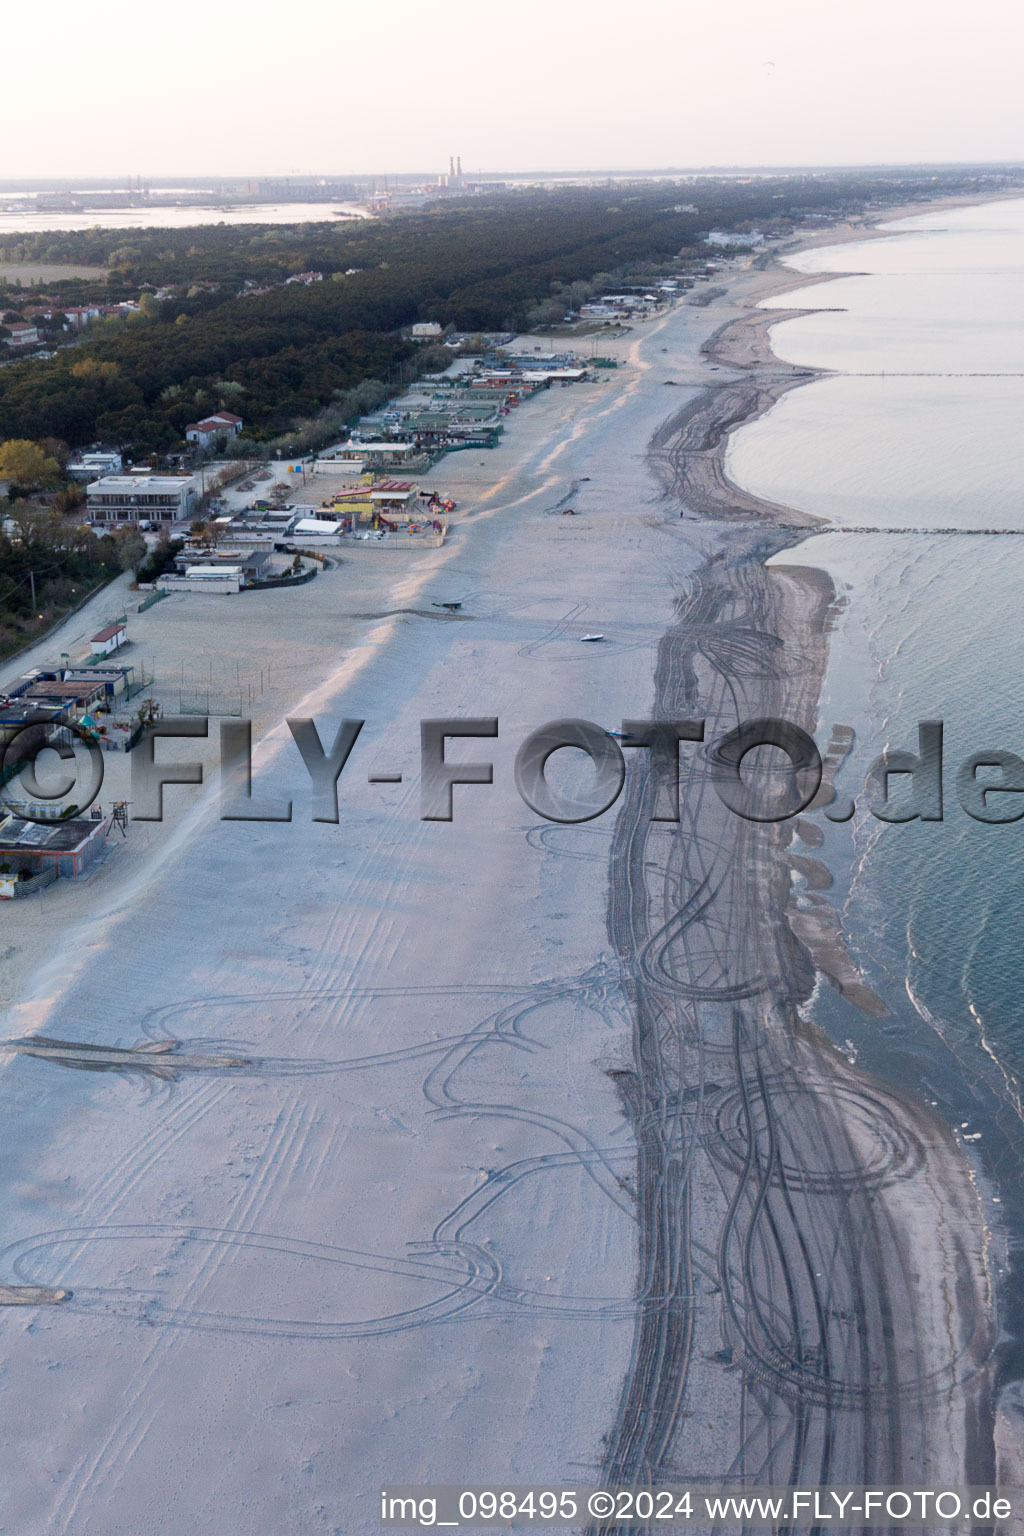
[0,202,365,236]
[728,198,1024,1373]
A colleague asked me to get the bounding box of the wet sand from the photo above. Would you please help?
[615,219,1001,1501]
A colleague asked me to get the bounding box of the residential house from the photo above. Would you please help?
[185,411,244,449]
[3,323,39,349]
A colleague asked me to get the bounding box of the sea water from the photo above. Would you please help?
[727,197,1024,1376]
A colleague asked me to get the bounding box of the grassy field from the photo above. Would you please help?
[0,262,109,284]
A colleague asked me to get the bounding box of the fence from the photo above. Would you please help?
[245,567,318,591]
[0,867,59,900]
[344,527,447,553]
[157,575,241,595]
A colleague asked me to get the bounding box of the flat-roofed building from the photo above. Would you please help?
[87,474,196,525]
[62,664,134,700]
[4,323,40,349]
[68,451,123,481]
[293,518,343,542]
[157,566,243,594]
[370,483,419,518]
[0,814,107,884]
[171,547,270,581]
[224,508,298,546]
[337,441,418,469]
[22,678,108,717]
[0,700,65,751]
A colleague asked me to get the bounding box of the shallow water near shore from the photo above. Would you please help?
[729,197,1024,1382]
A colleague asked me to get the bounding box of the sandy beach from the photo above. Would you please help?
[0,208,1004,1529]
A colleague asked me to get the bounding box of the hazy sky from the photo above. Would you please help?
[4,0,1023,178]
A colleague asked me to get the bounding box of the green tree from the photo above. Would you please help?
[70,358,121,384]
[0,439,61,489]
[114,527,146,572]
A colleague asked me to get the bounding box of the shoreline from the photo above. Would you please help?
[591,196,1007,1492]
[677,204,1001,1483]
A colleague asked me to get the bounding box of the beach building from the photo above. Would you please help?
[0,700,66,753]
[317,480,419,527]
[60,664,135,701]
[335,441,420,471]
[318,489,376,525]
[469,373,538,393]
[170,546,271,582]
[0,813,107,890]
[404,413,502,449]
[369,481,419,515]
[87,474,196,525]
[579,302,631,319]
[157,566,244,595]
[21,677,109,718]
[443,401,506,423]
[519,368,588,383]
[504,352,582,369]
[311,458,366,476]
[293,518,343,544]
[91,620,127,656]
[223,508,299,545]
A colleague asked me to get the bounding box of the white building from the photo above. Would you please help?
[157,566,242,594]
[579,303,629,319]
[68,451,123,482]
[293,518,343,543]
[705,230,764,248]
[347,440,417,455]
[87,474,196,525]
[411,322,443,341]
[90,621,128,656]
[4,323,39,349]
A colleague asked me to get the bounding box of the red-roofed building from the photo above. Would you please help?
[63,305,102,329]
[185,411,244,449]
[91,621,128,656]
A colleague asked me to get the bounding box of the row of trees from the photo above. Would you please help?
[1,172,1019,463]
[2,167,1018,295]
[0,509,139,660]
